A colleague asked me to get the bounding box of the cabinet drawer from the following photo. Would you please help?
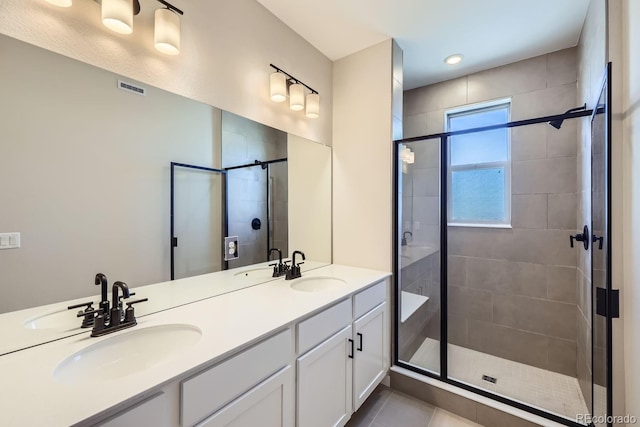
[98,392,169,427]
[354,280,386,319]
[181,329,292,427]
[297,298,351,355]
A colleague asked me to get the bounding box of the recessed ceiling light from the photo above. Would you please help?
[444,54,463,65]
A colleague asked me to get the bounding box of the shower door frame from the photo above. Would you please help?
[590,62,614,427]
[392,108,599,427]
[170,162,227,280]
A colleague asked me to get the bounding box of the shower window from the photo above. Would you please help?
[446,99,511,226]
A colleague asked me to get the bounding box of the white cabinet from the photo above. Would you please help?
[353,302,386,410]
[196,366,293,427]
[296,281,389,427]
[88,278,389,427]
[297,326,353,427]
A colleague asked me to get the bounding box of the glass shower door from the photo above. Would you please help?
[395,137,442,376]
[171,163,226,280]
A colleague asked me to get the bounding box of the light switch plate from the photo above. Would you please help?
[0,232,20,249]
[224,236,239,261]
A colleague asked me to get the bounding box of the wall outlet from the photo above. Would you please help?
[0,232,20,250]
[224,236,239,261]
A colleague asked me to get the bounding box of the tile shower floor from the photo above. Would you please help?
[409,338,589,423]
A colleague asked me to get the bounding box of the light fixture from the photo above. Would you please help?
[270,72,287,102]
[154,7,181,55]
[45,0,72,7]
[400,145,415,164]
[444,54,463,65]
[306,92,320,119]
[400,144,413,174]
[289,83,305,111]
[102,0,134,34]
[269,64,320,119]
[50,0,184,54]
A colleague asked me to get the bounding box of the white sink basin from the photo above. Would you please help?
[290,276,347,292]
[233,267,274,279]
[23,309,81,331]
[53,324,202,384]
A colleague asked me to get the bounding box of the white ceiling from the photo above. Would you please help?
[256,0,591,89]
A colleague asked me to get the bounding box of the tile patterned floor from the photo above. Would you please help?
[408,338,589,423]
[346,385,482,427]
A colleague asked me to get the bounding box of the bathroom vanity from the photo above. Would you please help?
[0,264,390,427]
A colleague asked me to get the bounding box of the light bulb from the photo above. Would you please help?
[289,83,304,111]
[155,8,181,55]
[45,0,72,7]
[102,0,133,35]
[270,72,287,102]
[407,151,415,164]
[306,93,320,118]
[444,54,463,65]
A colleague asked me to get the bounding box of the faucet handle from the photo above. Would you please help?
[68,301,94,311]
[75,307,99,328]
[124,298,148,323]
[77,310,97,318]
[269,263,281,277]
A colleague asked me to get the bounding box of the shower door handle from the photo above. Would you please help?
[569,225,590,250]
[592,234,604,250]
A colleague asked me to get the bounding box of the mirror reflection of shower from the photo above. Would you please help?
[224,158,288,270]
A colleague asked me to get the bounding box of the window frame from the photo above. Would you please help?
[445,98,512,228]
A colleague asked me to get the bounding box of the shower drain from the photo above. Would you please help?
[482,375,497,384]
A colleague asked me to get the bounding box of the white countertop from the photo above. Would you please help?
[0,264,390,427]
[0,260,328,356]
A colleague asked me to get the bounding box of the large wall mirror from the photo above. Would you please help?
[0,34,332,354]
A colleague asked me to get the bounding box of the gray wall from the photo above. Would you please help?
[0,36,221,312]
[402,48,581,376]
[222,112,288,268]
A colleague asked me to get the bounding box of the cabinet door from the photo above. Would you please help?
[197,366,293,427]
[297,325,353,427]
[353,302,386,410]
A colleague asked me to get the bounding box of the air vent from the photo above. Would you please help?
[118,79,146,96]
[482,375,497,384]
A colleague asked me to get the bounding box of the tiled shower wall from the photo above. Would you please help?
[222,112,288,268]
[402,48,582,376]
